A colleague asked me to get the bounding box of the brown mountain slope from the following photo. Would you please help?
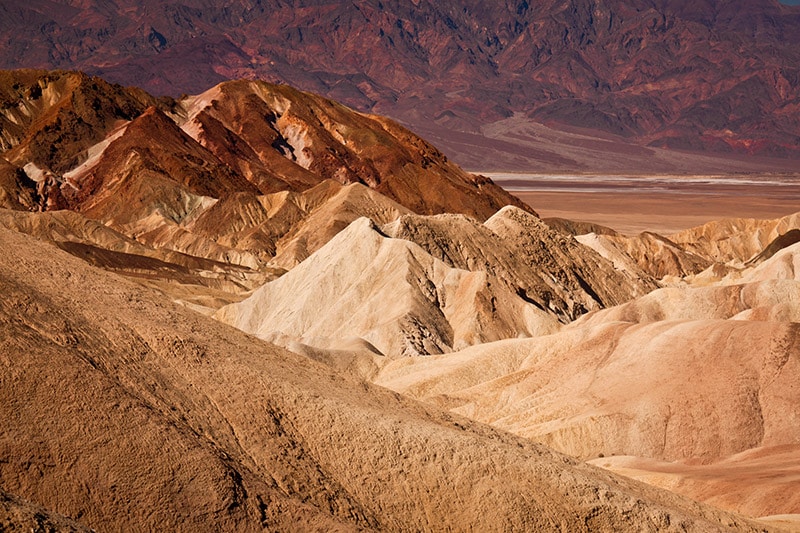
[176,79,529,220]
[61,106,258,223]
[0,70,529,270]
[0,70,532,313]
[0,157,37,210]
[0,226,766,531]
[3,1,799,168]
[0,69,168,174]
[1,490,91,533]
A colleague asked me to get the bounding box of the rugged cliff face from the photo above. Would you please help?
[2,0,799,167]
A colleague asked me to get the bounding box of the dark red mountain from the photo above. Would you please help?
[2,0,799,170]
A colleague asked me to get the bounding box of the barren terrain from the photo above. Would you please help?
[4,0,800,169]
[2,226,769,532]
[491,173,800,234]
[2,69,800,531]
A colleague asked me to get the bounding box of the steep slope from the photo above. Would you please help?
[60,106,257,223]
[669,212,800,265]
[3,1,800,168]
[176,79,529,220]
[572,211,800,283]
[589,445,800,522]
[216,206,658,357]
[740,241,800,284]
[0,69,168,174]
[0,70,532,312]
[386,207,655,323]
[264,181,414,269]
[371,244,800,518]
[216,217,561,357]
[0,157,37,210]
[0,226,764,531]
[1,490,91,533]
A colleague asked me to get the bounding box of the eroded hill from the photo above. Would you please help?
[3,69,800,530]
[0,226,767,532]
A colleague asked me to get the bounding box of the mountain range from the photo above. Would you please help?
[2,0,800,171]
[2,67,800,530]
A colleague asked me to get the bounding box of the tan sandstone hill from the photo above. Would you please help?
[580,230,714,280]
[216,216,562,357]
[385,206,655,323]
[565,211,800,283]
[0,226,766,532]
[669,212,800,265]
[370,241,800,520]
[374,317,800,462]
[589,445,800,522]
[216,205,658,357]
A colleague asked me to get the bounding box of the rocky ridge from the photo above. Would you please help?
[2,1,800,169]
[0,69,527,309]
[215,206,656,357]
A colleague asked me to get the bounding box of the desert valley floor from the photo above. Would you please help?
[491,173,800,235]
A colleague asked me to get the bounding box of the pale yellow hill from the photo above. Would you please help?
[574,211,800,283]
[589,445,800,522]
[0,226,764,531]
[670,212,800,265]
[217,206,658,358]
[371,243,800,519]
[216,216,560,356]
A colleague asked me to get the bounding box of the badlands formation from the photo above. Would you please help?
[1,69,799,530]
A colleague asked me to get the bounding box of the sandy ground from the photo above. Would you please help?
[489,174,800,235]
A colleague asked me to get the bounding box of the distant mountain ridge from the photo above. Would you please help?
[2,0,799,170]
